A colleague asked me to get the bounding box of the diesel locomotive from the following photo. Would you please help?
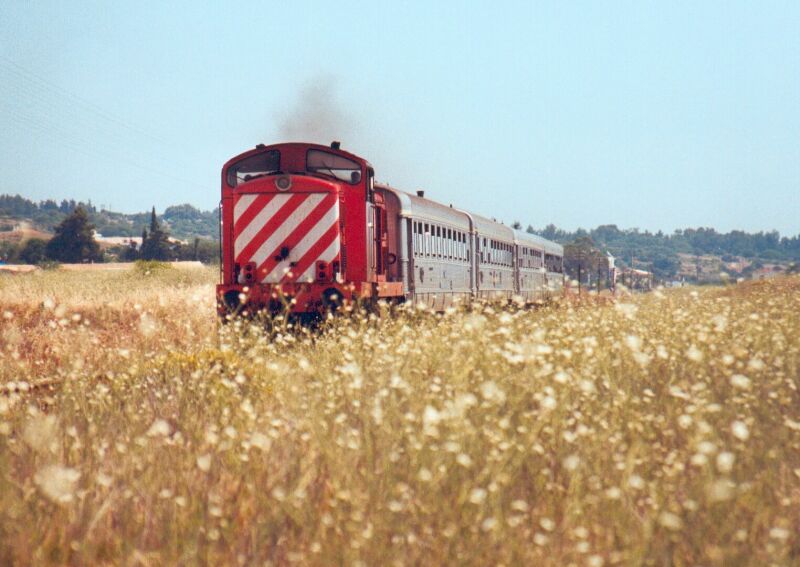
[216,141,563,318]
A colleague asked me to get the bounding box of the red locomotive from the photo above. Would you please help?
[217,142,563,319]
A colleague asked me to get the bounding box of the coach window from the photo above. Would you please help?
[424,224,430,257]
[449,229,453,260]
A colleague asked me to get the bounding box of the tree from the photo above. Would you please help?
[45,207,101,263]
[18,238,48,264]
[564,237,605,292]
[140,207,170,261]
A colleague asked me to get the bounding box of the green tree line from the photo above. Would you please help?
[0,206,219,265]
[0,194,219,240]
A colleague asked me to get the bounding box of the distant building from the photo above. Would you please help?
[618,267,653,291]
[93,232,186,248]
[606,252,617,288]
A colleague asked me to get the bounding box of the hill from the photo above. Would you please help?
[524,223,800,282]
[0,195,218,241]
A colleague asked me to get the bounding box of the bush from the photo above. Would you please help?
[133,259,172,275]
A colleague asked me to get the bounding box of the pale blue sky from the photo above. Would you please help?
[1,1,798,235]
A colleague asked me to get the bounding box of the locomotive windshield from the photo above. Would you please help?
[306,150,361,184]
[227,150,280,187]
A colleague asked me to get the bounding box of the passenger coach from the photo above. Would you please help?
[217,142,563,318]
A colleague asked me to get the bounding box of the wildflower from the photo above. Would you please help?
[456,453,473,468]
[627,475,645,490]
[615,303,638,319]
[249,432,270,451]
[196,454,212,472]
[563,454,581,471]
[554,371,570,384]
[480,381,506,404]
[730,374,751,390]
[731,420,750,441]
[769,527,790,541]
[540,517,555,531]
[540,396,557,411]
[707,479,736,502]
[686,345,703,362]
[624,335,642,351]
[96,472,113,488]
[23,414,58,454]
[716,452,735,473]
[658,511,683,531]
[481,517,498,532]
[469,487,487,504]
[146,419,171,437]
[422,405,442,427]
[510,499,529,512]
[34,465,80,505]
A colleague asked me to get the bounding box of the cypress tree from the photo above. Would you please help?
[140,207,170,261]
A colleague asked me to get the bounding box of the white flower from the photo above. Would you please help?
[23,415,58,454]
[480,381,506,404]
[249,432,271,451]
[769,527,790,541]
[658,511,683,531]
[196,454,212,472]
[686,345,703,362]
[540,396,557,411]
[468,487,487,504]
[422,405,442,427]
[624,335,642,351]
[707,479,736,502]
[34,465,80,505]
[563,454,581,471]
[731,420,750,441]
[627,475,645,490]
[730,374,751,390]
[716,452,735,473]
[146,419,171,437]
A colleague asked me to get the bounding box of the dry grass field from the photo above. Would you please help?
[0,267,798,566]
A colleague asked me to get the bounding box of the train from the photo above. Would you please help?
[216,141,563,318]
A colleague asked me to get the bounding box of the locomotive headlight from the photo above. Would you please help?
[275,176,292,191]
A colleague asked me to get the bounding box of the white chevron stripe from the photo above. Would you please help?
[296,234,341,283]
[262,201,339,282]
[246,194,328,271]
[234,194,293,259]
[233,194,258,223]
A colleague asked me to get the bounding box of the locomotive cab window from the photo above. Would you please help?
[306,150,362,184]
[227,150,280,187]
